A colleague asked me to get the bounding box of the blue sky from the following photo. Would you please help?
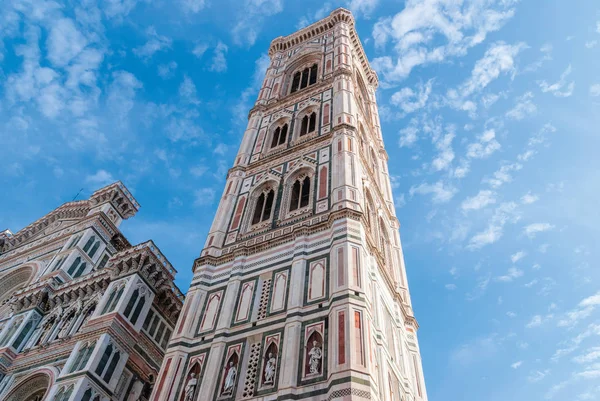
[1,0,600,400]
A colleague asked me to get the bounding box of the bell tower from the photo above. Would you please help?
[151,8,428,401]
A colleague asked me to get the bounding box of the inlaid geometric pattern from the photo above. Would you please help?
[241,342,261,398]
[256,279,272,321]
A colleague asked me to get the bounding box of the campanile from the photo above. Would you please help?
[151,8,428,401]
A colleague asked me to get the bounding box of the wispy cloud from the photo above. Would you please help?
[372,0,518,82]
[511,251,527,263]
[461,190,496,211]
[523,223,554,238]
[133,27,172,60]
[506,92,537,120]
[410,180,457,203]
[468,202,520,249]
[538,65,575,97]
[209,41,228,72]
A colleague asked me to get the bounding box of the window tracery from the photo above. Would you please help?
[270,123,289,149]
[290,63,318,94]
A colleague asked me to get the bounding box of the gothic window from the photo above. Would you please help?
[0,317,23,347]
[82,236,95,253]
[270,123,289,148]
[52,256,66,272]
[142,309,154,331]
[81,389,93,401]
[124,288,146,325]
[97,254,110,270]
[66,256,87,278]
[251,189,275,225]
[290,64,318,93]
[83,236,101,259]
[70,341,96,373]
[73,304,96,334]
[289,176,311,212]
[54,386,74,401]
[300,112,317,136]
[67,234,82,250]
[95,343,121,383]
[101,285,124,315]
[12,317,35,351]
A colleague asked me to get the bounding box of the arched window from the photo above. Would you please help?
[51,256,66,272]
[290,64,318,93]
[12,317,35,351]
[289,176,311,212]
[73,262,87,278]
[81,388,93,401]
[124,288,147,325]
[70,342,95,373]
[130,296,146,325]
[300,112,317,136]
[101,285,124,315]
[270,124,288,148]
[252,189,275,225]
[124,289,139,318]
[94,343,123,383]
[88,241,100,259]
[67,257,82,276]
[82,236,96,253]
[103,351,121,383]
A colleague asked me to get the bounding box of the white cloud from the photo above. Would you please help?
[585,40,598,49]
[511,251,526,263]
[527,369,549,382]
[466,129,501,159]
[468,202,520,249]
[523,223,554,238]
[85,170,114,187]
[431,132,455,171]
[180,0,206,13]
[133,27,172,60]
[521,192,539,204]
[506,311,517,318]
[190,164,208,177]
[209,41,228,73]
[346,0,379,17]
[580,292,600,308]
[484,162,523,188]
[409,180,457,203]
[445,283,457,290]
[372,0,518,82]
[213,143,228,156]
[458,42,525,97]
[525,279,538,288]
[526,315,543,328]
[399,125,419,147]
[461,190,496,211]
[232,0,283,46]
[107,70,142,122]
[573,347,600,364]
[511,361,523,369]
[495,267,523,282]
[390,79,433,114]
[193,188,216,206]
[158,61,177,78]
[179,75,200,104]
[47,18,88,67]
[590,84,600,97]
[538,65,575,97]
[192,43,209,58]
[506,92,537,120]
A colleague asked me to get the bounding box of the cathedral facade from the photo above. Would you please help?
[0,182,183,401]
[152,8,427,401]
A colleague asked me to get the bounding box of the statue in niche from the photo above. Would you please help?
[308,340,322,374]
[263,353,277,384]
[183,373,197,401]
[222,361,237,395]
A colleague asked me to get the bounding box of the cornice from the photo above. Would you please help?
[267,8,378,88]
